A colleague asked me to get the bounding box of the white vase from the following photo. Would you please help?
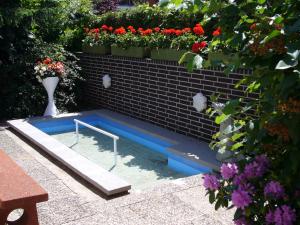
[42,77,59,116]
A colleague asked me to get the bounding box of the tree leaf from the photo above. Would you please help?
[209,192,216,204]
[215,114,230,125]
[275,57,298,70]
[215,199,222,210]
[262,30,281,43]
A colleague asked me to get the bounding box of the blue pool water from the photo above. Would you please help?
[31,114,211,188]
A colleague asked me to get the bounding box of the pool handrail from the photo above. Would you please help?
[74,119,119,167]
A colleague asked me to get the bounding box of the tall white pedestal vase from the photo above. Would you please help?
[42,77,59,116]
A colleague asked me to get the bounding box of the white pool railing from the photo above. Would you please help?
[74,119,119,167]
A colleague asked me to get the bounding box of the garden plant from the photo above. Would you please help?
[161,0,300,224]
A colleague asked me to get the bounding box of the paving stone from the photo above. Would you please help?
[174,186,234,225]
[39,179,77,200]
[26,166,58,182]
[129,193,202,225]
[0,130,234,225]
[40,196,94,225]
[190,214,227,225]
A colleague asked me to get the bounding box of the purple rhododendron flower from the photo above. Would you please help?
[203,174,220,191]
[281,205,296,225]
[244,154,269,179]
[266,205,296,225]
[255,154,269,167]
[264,181,285,199]
[221,163,239,179]
[234,217,248,225]
[266,210,274,224]
[238,182,255,194]
[233,173,247,186]
[231,190,252,209]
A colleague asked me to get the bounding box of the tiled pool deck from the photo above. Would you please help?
[0,126,234,225]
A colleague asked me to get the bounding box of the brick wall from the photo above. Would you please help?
[79,54,255,142]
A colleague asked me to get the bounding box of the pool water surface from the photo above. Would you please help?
[51,127,187,190]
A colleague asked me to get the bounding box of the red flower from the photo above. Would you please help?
[193,24,204,35]
[90,28,100,33]
[250,23,256,30]
[114,27,126,35]
[175,29,182,36]
[161,28,176,35]
[154,27,160,32]
[53,62,65,75]
[108,26,113,32]
[182,27,191,33]
[43,57,52,65]
[212,27,221,36]
[192,41,207,53]
[138,28,144,33]
[127,26,137,34]
[141,28,153,36]
[101,25,109,30]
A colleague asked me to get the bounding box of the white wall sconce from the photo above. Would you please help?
[193,92,207,112]
[103,74,111,89]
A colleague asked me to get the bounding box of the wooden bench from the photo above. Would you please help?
[0,150,48,225]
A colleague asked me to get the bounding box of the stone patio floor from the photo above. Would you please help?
[0,127,234,225]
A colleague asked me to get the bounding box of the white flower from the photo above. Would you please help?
[41,66,47,71]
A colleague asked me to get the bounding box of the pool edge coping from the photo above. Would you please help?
[7,118,131,196]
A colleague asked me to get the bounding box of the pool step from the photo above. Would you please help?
[8,119,131,196]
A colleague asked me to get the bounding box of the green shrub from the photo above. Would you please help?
[91,4,203,30]
[0,0,89,119]
[164,0,300,224]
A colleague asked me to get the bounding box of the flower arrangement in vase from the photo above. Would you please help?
[34,57,65,116]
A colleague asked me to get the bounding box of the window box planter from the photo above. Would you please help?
[150,49,187,61]
[82,45,111,55]
[111,46,149,58]
[208,52,238,64]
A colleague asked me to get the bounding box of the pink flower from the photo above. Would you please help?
[203,174,220,191]
[221,163,238,179]
[231,190,252,209]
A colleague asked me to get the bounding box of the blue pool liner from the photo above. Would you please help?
[31,114,211,175]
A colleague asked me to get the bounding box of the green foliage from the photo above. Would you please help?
[82,28,115,47]
[113,32,149,49]
[165,0,300,224]
[93,4,203,29]
[0,0,92,119]
[171,32,198,50]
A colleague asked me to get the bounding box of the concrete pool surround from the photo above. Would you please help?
[8,109,219,196]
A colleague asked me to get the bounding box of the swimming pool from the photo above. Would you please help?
[9,110,216,195]
[30,114,210,189]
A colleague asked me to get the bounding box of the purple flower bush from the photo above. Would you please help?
[163,0,299,224]
[221,163,238,179]
[203,174,220,191]
[266,205,296,225]
[264,181,285,199]
[202,154,297,225]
